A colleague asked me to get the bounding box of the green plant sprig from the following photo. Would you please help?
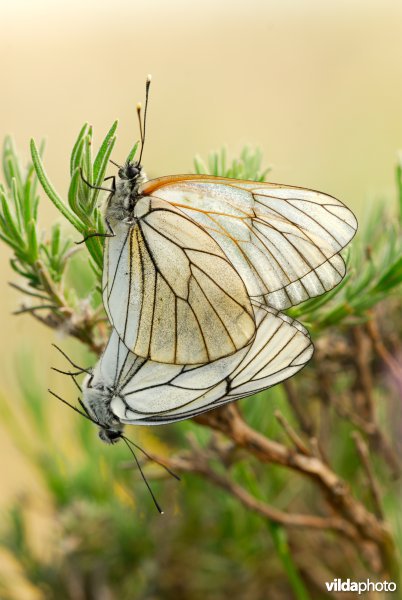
[194,146,271,181]
[0,137,73,290]
[30,120,118,275]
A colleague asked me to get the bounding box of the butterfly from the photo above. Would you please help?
[99,77,357,366]
[80,305,313,441]
[51,305,312,513]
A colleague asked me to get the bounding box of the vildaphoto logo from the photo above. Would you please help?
[325,579,397,594]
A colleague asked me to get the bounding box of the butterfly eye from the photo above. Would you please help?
[119,162,141,181]
[98,428,122,444]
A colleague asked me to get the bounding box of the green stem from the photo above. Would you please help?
[268,523,311,600]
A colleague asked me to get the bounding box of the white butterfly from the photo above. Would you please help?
[82,306,313,442]
[99,77,357,366]
[103,170,356,365]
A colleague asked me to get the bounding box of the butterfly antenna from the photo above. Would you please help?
[78,398,96,421]
[51,344,91,374]
[136,102,144,148]
[52,366,84,377]
[48,389,97,424]
[121,436,163,514]
[71,376,82,393]
[109,159,122,169]
[138,74,152,165]
[122,435,181,481]
[51,367,83,392]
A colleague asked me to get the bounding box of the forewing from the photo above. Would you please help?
[103,197,255,364]
[141,175,357,310]
[106,307,313,425]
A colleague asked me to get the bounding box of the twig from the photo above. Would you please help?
[352,431,384,521]
[13,304,60,315]
[28,308,106,355]
[282,380,314,437]
[35,259,66,308]
[136,449,359,539]
[352,326,401,477]
[8,281,50,301]
[274,410,311,456]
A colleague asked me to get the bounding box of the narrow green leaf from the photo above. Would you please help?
[22,173,34,226]
[50,223,61,256]
[90,135,117,214]
[72,137,86,208]
[27,219,39,261]
[317,304,350,328]
[88,255,103,280]
[221,146,226,176]
[268,524,311,600]
[11,178,23,231]
[68,167,82,218]
[126,139,140,164]
[213,153,218,176]
[5,138,24,191]
[193,155,207,174]
[290,272,352,319]
[70,123,89,176]
[0,193,25,247]
[0,209,12,237]
[2,153,14,190]
[84,236,103,271]
[93,120,118,181]
[372,255,402,293]
[30,139,84,233]
[0,230,21,252]
[84,130,93,187]
[26,153,42,222]
[345,262,375,300]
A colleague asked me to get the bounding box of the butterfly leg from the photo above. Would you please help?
[79,168,115,193]
[103,175,116,191]
[76,218,116,244]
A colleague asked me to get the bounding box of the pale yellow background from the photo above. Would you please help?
[1,0,402,508]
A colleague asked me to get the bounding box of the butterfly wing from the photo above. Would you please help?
[97,307,313,425]
[103,197,255,365]
[141,175,357,310]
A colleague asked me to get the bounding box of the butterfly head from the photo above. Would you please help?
[118,160,143,183]
[82,377,124,444]
[98,426,123,445]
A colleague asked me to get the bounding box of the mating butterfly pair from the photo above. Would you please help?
[80,162,356,442]
[56,76,357,448]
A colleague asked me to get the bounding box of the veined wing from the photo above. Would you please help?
[141,175,357,310]
[91,307,313,425]
[103,197,255,365]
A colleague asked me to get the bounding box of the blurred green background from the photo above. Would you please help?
[1,0,402,598]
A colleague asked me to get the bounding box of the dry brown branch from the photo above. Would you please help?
[193,404,398,578]
[145,449,359,539]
